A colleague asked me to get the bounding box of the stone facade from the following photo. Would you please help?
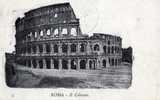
[15,3,123,70]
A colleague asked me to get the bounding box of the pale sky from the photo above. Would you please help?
[0,0,160,100]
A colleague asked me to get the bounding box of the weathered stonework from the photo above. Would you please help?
[5,3,133,88]
[15,3,124,70]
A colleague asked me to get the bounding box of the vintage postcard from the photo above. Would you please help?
[0,0,160,100]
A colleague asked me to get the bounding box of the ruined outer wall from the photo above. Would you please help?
[14,3,123,70]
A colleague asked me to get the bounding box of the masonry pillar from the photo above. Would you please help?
[26,35,28,42]
[31,60,33,68]
[58,43,62,54]
[58,27,62,37]
[76,26,80,36]
[86,59,90,70]
[31,46,33,54]
[94,59,97,69]
[44,29,47,38]
[51,43,54,54]
[96,59,100,69]
[87,42,90,54]
[77,59,80,70]
[99,58,103,69]
[36,59,39,68]
[114,58,116,67]
[50,28,53,36]
[59,59,62,70]
[31,32,34,41]
[77,43,80,53]
[67,26,71,35]
[51,58,54,69]
[114,46,116,54]
[106,58,110,67]
[43,58,46,69]
[67,43,71,54]
[52,27,56,37]
[36,31,39,39]
[43,44,46,54]
[36,45,39,54]
[68,59,71,70]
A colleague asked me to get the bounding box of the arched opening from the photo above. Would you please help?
[93,60,96,69]
[111,46,114,54]
[46,44,50,53]
[71,59,76,70]
[80,43,85,52]
[46,58,51,69]
[62,59,68,69]
[54,13,58,18]
[118,59,121,65]
[112,58,114,66]
[47,29,51,36]
[62,28,67,34]
[89,60,96,69]
[115,59,117,66]
[28,60,31,67]
[54,59,59,69]
[108,47,110,54]
[54,29,58,35]
[102,59,106,68]
[80,60,86,69]
[62,44,68,53]
[109,58,111,66]
[117,47,120,53]
[27,33,31,40]
[39,45,43,53]
[70,44,77,53]
[94,44,100,51]
[54,44,58,53]
[108,41,110,45]
[27,46,31,54]
[103,46,106,54]
[33,59,37,68]
[89,60,92,69]
[40,30,43,37]
[71,28,77,36]
[35,32,38,38]
[39,60,43,69]
[32,45,36,54]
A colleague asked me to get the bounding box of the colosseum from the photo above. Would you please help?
[5,3,133,88]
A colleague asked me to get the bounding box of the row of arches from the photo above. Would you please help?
[16,57,121,70]
[37,43,86,53]
[26,27,78,40]
[103,46,121,54]
[25,58,98,70]
[22,43,95,54]
[18,43,121,55]
[109,58,121,66]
